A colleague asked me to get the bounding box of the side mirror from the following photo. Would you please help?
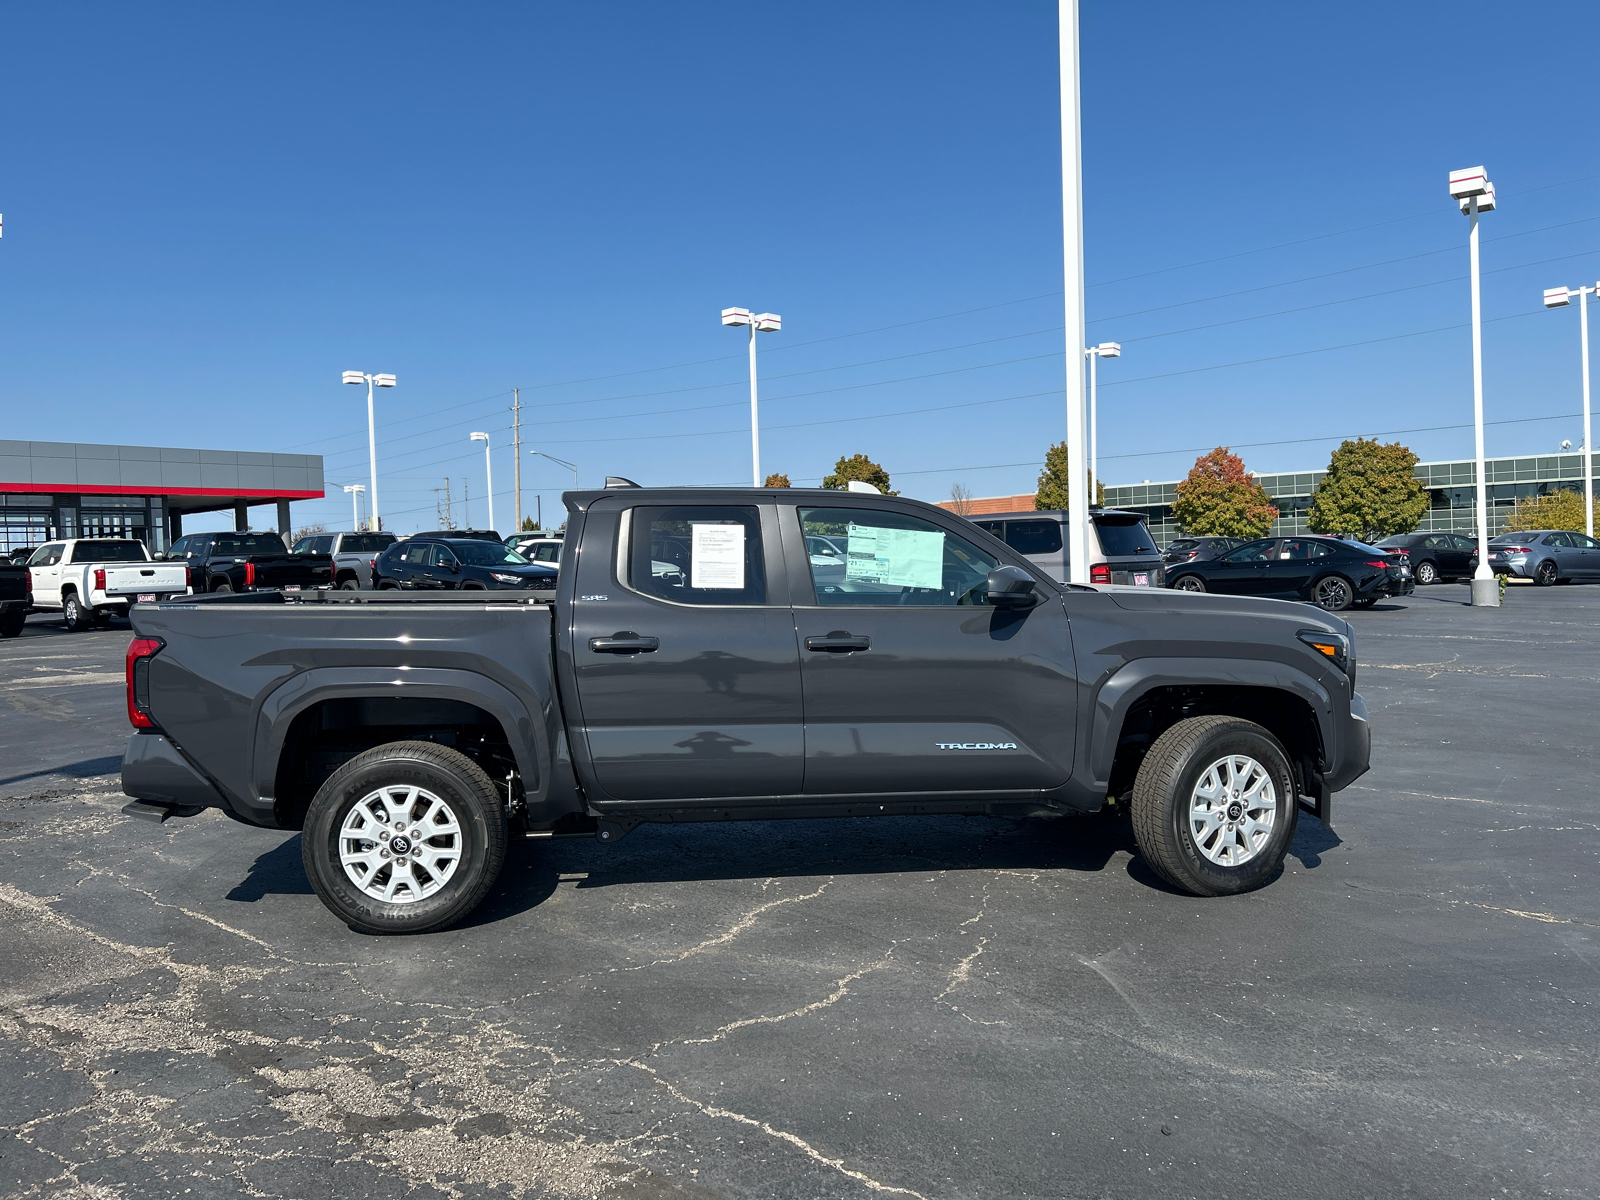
[985,565,1040,608]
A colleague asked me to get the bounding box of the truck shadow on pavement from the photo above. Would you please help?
[224,810,1345,923]
[0,754,124,788]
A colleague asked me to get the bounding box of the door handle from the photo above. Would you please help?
[589,633,660,654]
[805,632,871,653]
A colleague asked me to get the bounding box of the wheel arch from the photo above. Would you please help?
[1090,658,1333,805]
[254,667,568,830]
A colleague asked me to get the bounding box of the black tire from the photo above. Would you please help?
[1171,575,1206,593]
[213,582,234,594]
[1130,715,1299,897]
[301,741,507,934]
[62,592,93,632]
[1311,574,1354,611]
[378,581,400,591]
[0,610,24,639]
[339,577,361,591]
[1414,560,1438,585]
[1534,560,1557,587]
[1352,597,1377,608]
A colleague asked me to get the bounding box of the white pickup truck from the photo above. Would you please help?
[25,538,189,631]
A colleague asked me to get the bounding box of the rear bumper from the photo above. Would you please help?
[122,732,230,813]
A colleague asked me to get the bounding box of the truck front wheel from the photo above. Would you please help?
[302,741,508,934]
[1130,715,1298,897]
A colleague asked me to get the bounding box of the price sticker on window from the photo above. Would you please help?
[691,523,746,590]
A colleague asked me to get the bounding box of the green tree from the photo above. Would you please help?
[1171,447,1279,537]
[519,516,540,532]
[763,472,792,488]
[1033,441,1102,510]
[822,454,896,494]
[1307,438,1428,541]
[1503,487,1599,533]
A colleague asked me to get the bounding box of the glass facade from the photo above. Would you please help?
[1103,452,1600,548]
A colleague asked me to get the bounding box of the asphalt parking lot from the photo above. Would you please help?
[2,587,1597,1200]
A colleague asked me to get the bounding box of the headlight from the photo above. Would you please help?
[491,572,523,585]
[1298,629,1354,680]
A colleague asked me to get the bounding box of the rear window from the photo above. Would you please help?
[212,534,287,555]
[1003,519,1063,556]
[1339,540,1388,556]
[1166,539,1197,551]
[340,533,396,553]
[1094,520,1157,557]
[1375,535,1410,547]
[70,540,148,563]
[1490,533,1531,545]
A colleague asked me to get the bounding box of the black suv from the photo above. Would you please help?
[374,536,557,592]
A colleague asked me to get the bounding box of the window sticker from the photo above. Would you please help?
[690,522,746,589]
[845,523,944,590]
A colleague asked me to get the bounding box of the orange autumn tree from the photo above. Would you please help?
[1171,447,1279,538]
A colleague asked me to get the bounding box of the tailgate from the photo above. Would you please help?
[104,564,188,595]
[251,555,334,588]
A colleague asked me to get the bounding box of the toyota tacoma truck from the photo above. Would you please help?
[290,530,399,590]
[0,560,27,637]
[162,530,334,594]
[24,538,189,630]
[121,484,1369,934]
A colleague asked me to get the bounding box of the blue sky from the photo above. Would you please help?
[2,2,1598,534]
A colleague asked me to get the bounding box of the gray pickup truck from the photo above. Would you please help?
[121,485,1369,934]
[290,530,399,590]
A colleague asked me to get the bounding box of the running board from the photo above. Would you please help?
[121,800,206,823]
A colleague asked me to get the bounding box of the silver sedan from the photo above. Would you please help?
[1471,529,1600,585]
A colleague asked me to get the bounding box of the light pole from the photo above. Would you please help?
[530,450,578,490]
[1542,283,1597,539]
[342,483,365,530]
[470,432,495,533]
[1059,0,1089,582]
[721,307,783,487]
[1084,342,1120,497]
[1448,167,1498,607]
[342,371,396,531]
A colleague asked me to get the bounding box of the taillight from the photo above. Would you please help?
[126,637,164,729]
[244,562,256,588]
[94,568,107,591]
[1363,561,1390,569]
[25,569,32,591]
[1090,563,1112,584]
[1498,546,1531,554]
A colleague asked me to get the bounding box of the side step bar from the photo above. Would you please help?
[121,800,206,823]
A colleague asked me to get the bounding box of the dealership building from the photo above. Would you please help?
[949,449,1600,546]
[0,439,325,555]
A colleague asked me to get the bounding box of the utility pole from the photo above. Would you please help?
[511,387,523,532]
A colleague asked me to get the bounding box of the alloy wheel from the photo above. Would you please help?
[1188,754,1278,867]
[1314,576,1352,611]
[1416,561,1437,585]
[338,785,462,903]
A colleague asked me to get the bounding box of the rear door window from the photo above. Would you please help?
[340,533,395,554]
[628,506,767,605]
[1003,519,1063,555]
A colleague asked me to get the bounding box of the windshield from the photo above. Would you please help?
[71,540,148,563]
[1095,520,1157,557]
[451,542,530,566]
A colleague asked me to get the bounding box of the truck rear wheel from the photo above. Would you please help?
[62,592,93,632]
[1130,715,1298,897]
[0,610,24,638]
[301,741,507,934]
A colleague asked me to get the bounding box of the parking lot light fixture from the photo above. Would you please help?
[722,307,783,487]
[343,370,396,531]
[342,483,365,530]
[530,450,579,491]
[1449,166,1498,607]
[1542,283,1596,538]
[1084,342,1121,496]
[470,433,494,534]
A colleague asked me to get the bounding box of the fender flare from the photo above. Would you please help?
[1085,656,1335,791]
[251,666,552,811]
